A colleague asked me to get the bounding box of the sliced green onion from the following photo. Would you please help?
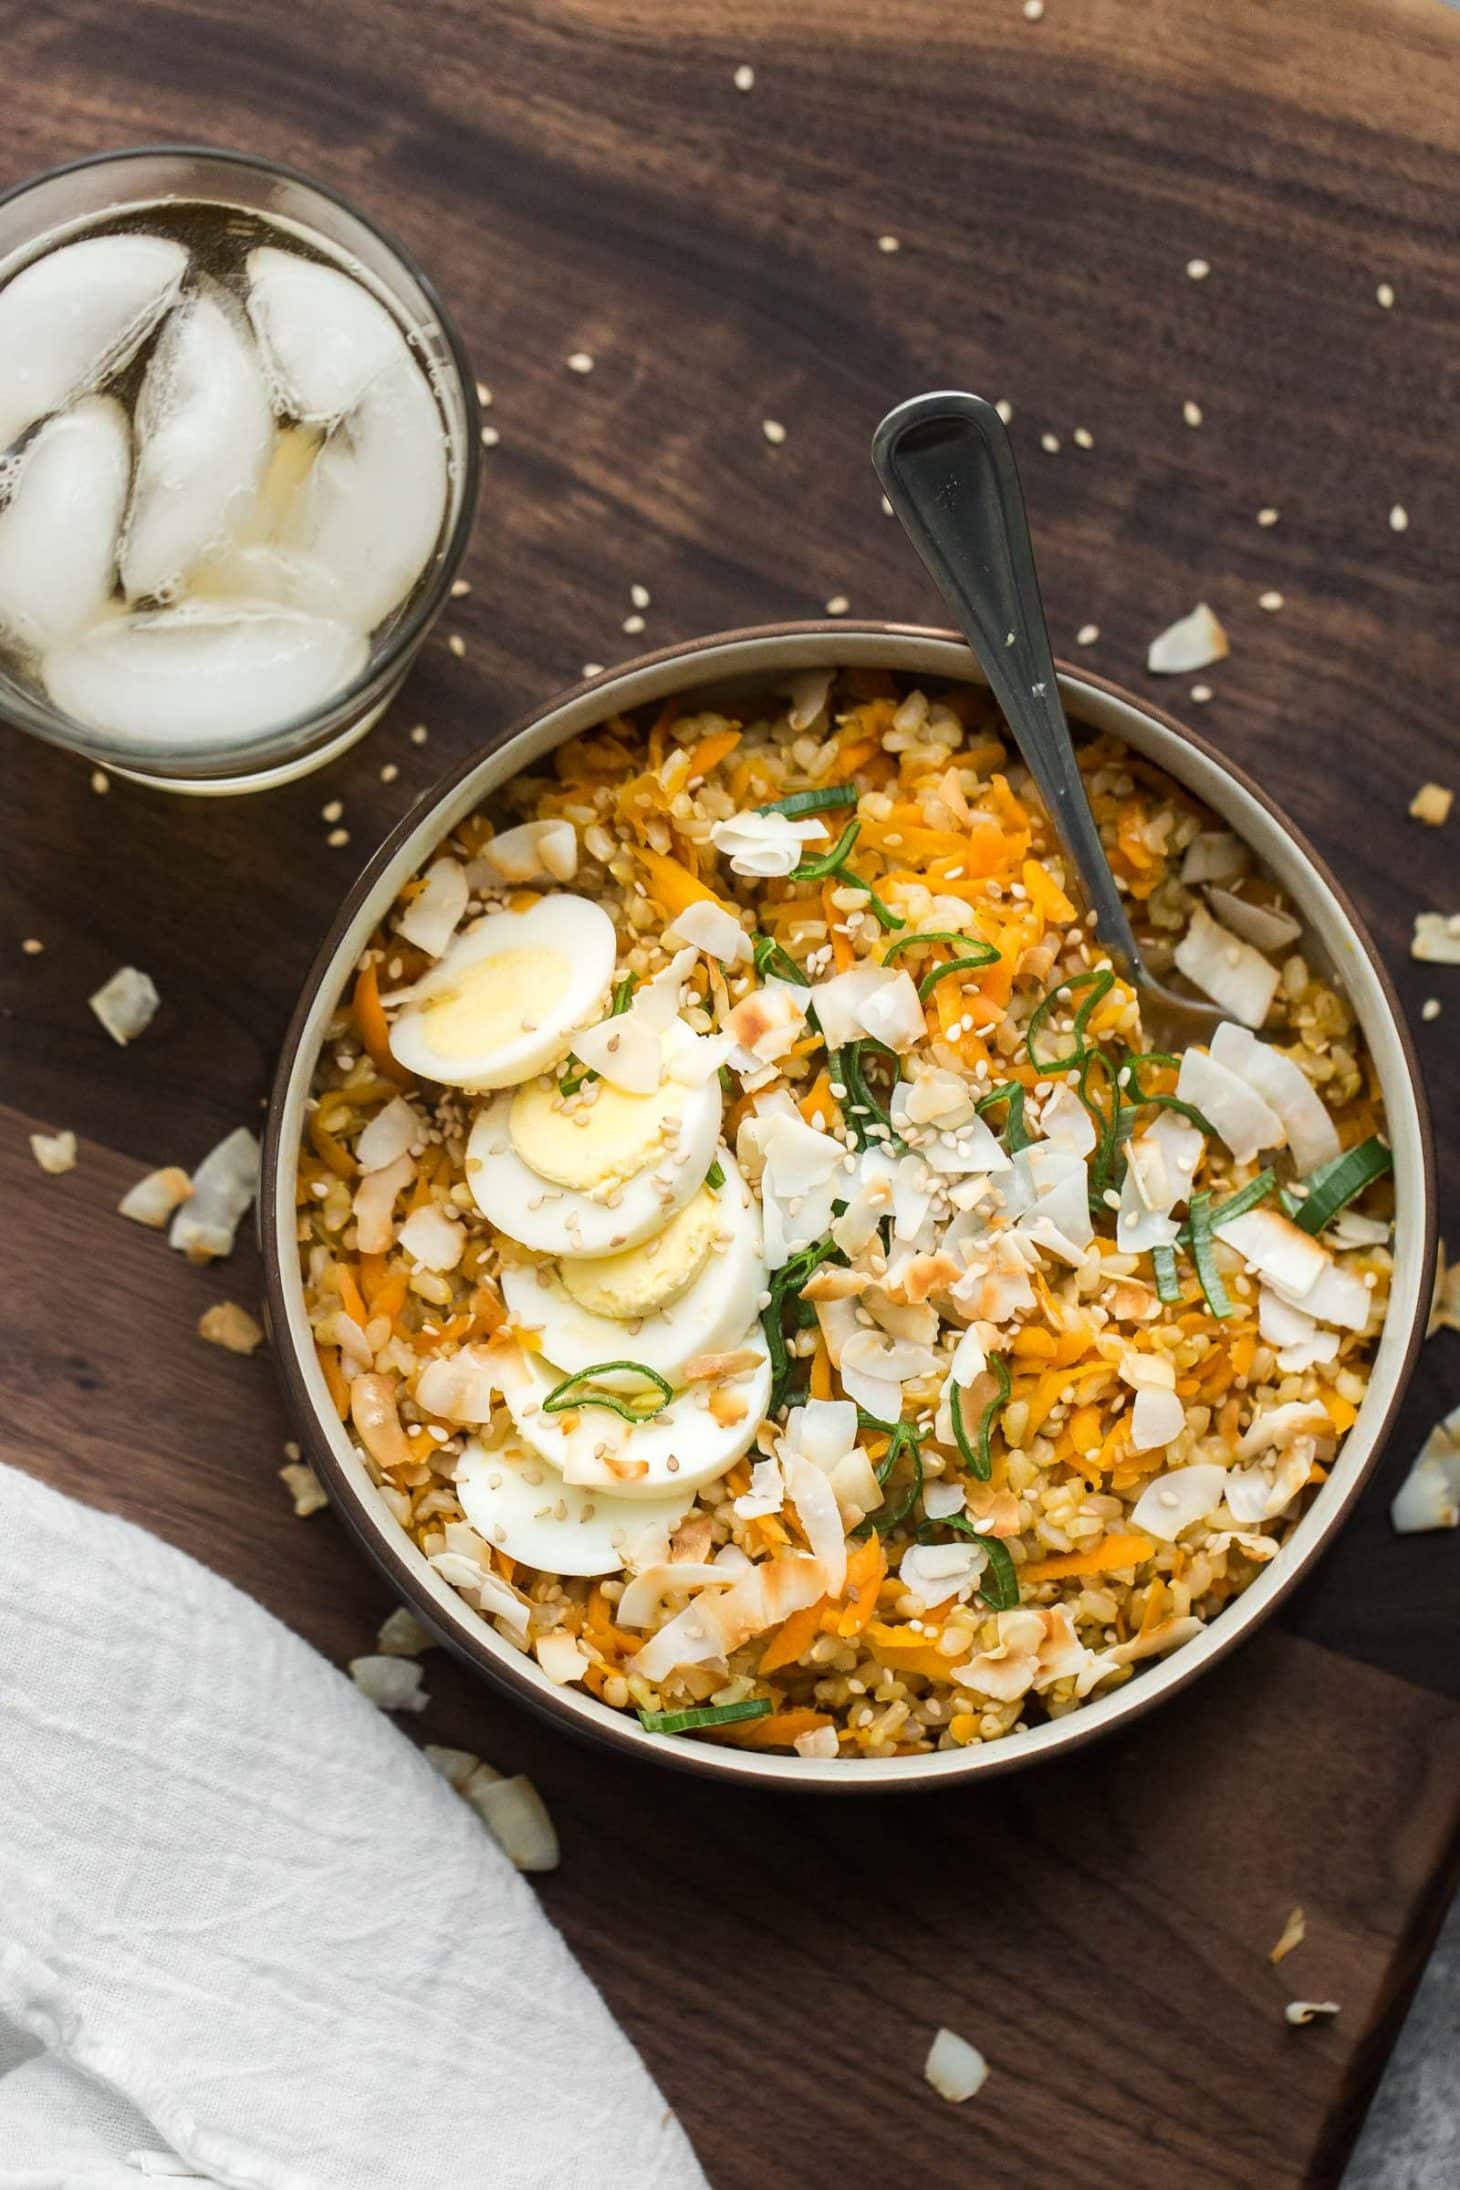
[542,1360,674,1422]
[916,1512,1021,1609]
[1179,1167,1276,1244]
[975,1082,1031,1152]
[761,1237,844,1414]
[1187,1193,1233,1320]
[705,1158,725,1191]
[950,1354,1011,1482]
[757,783,859,820]
[834,1040,901,1150]
[790,818,905,931]
[638,1698,772,1735]
[1152,1244,1182,1303]
[1281,1137,1393,1235]
[852,1415,926,1537]
[882,928,1002,1001]
[752,932,810,986]
[915,952,1002,1003]
[1025,967,1116,1073]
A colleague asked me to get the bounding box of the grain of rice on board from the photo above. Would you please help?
[296,668,1393,1758]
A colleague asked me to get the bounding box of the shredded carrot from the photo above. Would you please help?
[1022,1532,1154,1583]
[352,961,404,1082]
[634,845,722,917]
[308,1112,357,1181]
[835,1535,886,1634]
[709,1706,833,1751]
[335,1265,368,1327]
[799,1067,840,1130]
[809,1337,833,1402]
[686,725,742,780]
[759,1601,824,1674]
[1021,857,1077,926]
[865,1623,956,1682]
[320,1347,350,1420]
[371,1271,410,1322]
[1320,1389,1357,1434]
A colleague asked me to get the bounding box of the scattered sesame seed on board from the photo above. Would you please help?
[1259,590,1284,612]
[1023,0,1044,19]
[447,634,466,658]
[826,595,850,616]
[410,724,429,745]
[1076,623,1099,647]
[1389,504,1409,532]
[622,614,645,635]
[1073,426,1094,449]
[90,769,110,795]
[450,578,471,597]
[1258,507,1280,526]
[880,493,894,516]
[582,662,604,679]
[566,350,594,374]
[321,799,343,823]
[21,937,43,955]
[1040,431,1060,453]
[877,233,901,254]
[733,62,755,91]
[1376,281,1395,309]
[1422,998,1442,1022]
[762,417,787,444]
[1183,399,1203,427]
[1190,683,1213,703]
[380,762,399,784]
[327,827,351,848]
[1186,257,1211,281]
[480,423,500,447]
[995,399,1013,424]
[475,381,492,406]
[630,583,651,609]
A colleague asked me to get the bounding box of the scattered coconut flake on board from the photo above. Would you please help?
[1270,1906,1307,1964]
[1409,783,1453,826]
[89,965,160,1045]
[29,1128,77,1175]
[197,1301,265,1355]
[169,1127,260,1262]
[1147,603,1229,675]
[424,1744,479,1789]
[924,2026,989,2103]
[118,1165,192,1226]
[1390,1405,1460,1534]
[377,1605,434,1656]
[1412,913,1460,964]
[1429,1242,1460,1337]
[1285,2000,1340,2027]
[279,1461,328,1517]
[349,1655,428,1712]
[465,1771,560,1871]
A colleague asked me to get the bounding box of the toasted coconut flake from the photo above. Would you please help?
[1429,1242,1460,1337]
[350,1373,415,1471]
[1270,1906,1307,1963]
[1129,1382,1184,1455]
[1285,2000,1340,2027]
[349,1655,428,1712]
[356,1095,420,1172]
[684,1345,763,1382]
[1412,912,1460,963]
[665,896,752,965]
[710,809,828,878]
[352,1149,415,1254]
[416,1345,502,1423]
[784,1450,848,1596]
[398,1202,465,1272]
[1215,1206,1328,1297]
[465,1771,560,1871]
[1205,887,1302,953]
[89,965,160,1045]
[1390,1405,1460,1534]
[924,2026,989,2104]
[377,1605,434,1655]
[534,1630,591,1684]
[1173,904,1279,1027]
[725,979,809,1068]
[1409,783,1452,827]
[396,856,468,957]
[1130,1463,1225,1538]
[1147,603,1229,675]
[198,1300,265,1355]
[118,1165,192,1226]
[29,1128,77,1175]
[572,1011,663,1093]
[811,964,909,1050]
[1237,1400,1330,1460]
[476,819,578,886]
[279,1460,328,1516]
[169,1127,260,1263]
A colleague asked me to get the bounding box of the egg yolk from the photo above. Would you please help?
[557,1187,721,1319]
[418,947,569,1061]
[510,1072,689,1192]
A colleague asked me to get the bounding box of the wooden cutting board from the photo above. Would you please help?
[3,4,1458,2183]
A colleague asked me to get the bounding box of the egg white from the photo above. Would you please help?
[454,1435,692,1575]
[466,1072,722,1258]
[499,1151,765,1386]
[495,1325,772,1497]
[387,893,616,1090]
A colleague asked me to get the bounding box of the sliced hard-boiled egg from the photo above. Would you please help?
[495,1325,772,1496]
[454,1435,692,1575]
[499,1153,764,1383]
[466,1070,722,1258]
[387,894,615,1090]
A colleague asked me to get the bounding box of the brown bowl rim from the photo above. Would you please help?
[260,618,1437,1792]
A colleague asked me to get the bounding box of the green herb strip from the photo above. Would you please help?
[638,1698,772,1735]
[1187,1193,1233,1320]
[949,1354,1011,1482]
[834,1040,899,1149]
[752,932,811,987]
[757,783,859,820]
[1281,1137,1393,1235]
[976,1082,1031,1152]
[790,819,905,932]
[542,1359,674,1423]
[1025,967,1116,1073]
[705,1158,725,1191]
[882,928,1002,1002]
[1177,1167,1277,1246]
[1152,1244,1182,1303]
[851,1413,927,1537]
[760,1237,845,1415]
[920,1513,1021,1610]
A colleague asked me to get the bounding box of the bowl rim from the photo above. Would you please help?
[260,618,1436,1793]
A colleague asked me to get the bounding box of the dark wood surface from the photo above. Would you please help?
[3,4,1459,2184]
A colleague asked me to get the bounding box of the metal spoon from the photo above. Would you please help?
[872,388,1221,1048]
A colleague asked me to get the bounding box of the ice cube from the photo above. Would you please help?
[277,357,447,632]
[0,233,186,452]
[189,540,344,616]
[121,290,275,601]
[0,395,130,648]
[246,246,413,422]
[42,600,367,749]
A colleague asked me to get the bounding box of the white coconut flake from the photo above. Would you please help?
[786,667,834,730]
[899,1540,985,1609]
[118,1164,192,1226]
[1390,1405,1460,1534]
[377,1605,434,1656]
[1412,912,1460,964]
[417,1345,502,1422]
[1176,1047,1283,1163]
[572,1011,664,1094]
[710,809,828,878]
[89,966,161,1045]
[1147,603,1230,675]
[356,1095,420,1172]
[475,818,578,886]
[1128,1385,1188,1454]
[397,1202,465,1271]
[1205,887,1302,953]
[169,1127,260,1262]
[466,1772,560,1871]
[1173,903,1280,1027]
[1211,1021,1341,1175]
[794,1724,840,1759]
[396,857,469,958]
[783,1450,848,1597]
[349,1655,428,1712]
[1130,1462,1227,1538]
[1285,2000,1340,2027]
[1181,831,1250,886]
[665,895,752,965]
[924,2027,989,2104]
[734,1454,785,1519]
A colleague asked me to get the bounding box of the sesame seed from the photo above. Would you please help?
[622,613,645,635]
[90,769,109,795]
[1190,683,1213,703]
[1389,504,1409,533]
[476,381,492,406]
[566,351,594,374]
[410,724,429,745]
[21,936,43,955]
[1376,281,1395,309]
[1422,997,1441,1021]
[1023,0,1043,17]
[877,233,900,254]
[1259,590,1284,612]
[762,417,787,445]
[1040,431,1060,453]
[880,493,894,517]
[733,62,755,91]
[480,423,500,447]
[995,399,1013,424]
[825,594,850,615]
[1258,507,1280,527]
[630,583,651,609]
[321,799,343,823]
[1073,426,1094,449]
[1186,257,1211,281]
[380,762,399,784]
[447,633,465,657]
[1076,623,1099,647]
[581,662,604,678]
[327,827,350,848]
[1183,399,1203,427]
[450,578,471,597]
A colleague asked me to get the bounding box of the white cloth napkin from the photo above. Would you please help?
[0,1463,706,2190]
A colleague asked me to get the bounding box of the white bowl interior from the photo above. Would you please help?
[270,629,1429,1788]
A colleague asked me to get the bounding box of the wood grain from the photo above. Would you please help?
[2,3,1459,2183]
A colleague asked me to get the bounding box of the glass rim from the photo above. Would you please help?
[0,142,481,776]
